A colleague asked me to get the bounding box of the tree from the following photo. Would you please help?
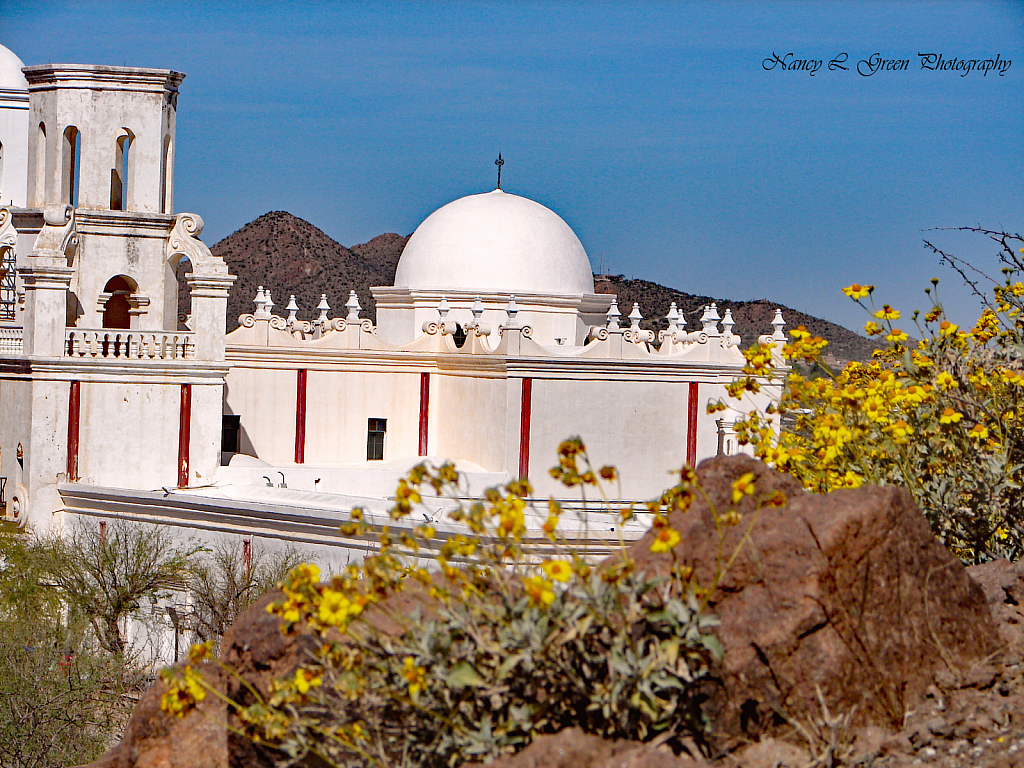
[184,539,307,649]
[40,518,203,657]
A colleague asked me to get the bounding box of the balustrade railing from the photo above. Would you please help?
[0,326,23,354]
[65,329,195,360]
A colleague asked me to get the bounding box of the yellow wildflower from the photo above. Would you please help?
[650,526,681,553]
[523,576,555,607]
[874,305,900,320]
[541,559,572,583]
[294,668,322,695]
[731,472,756,503]
[401,657,427,697]
[939,408,963,425]
[842,283,873,299]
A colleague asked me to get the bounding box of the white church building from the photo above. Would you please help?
[0,44,785,560]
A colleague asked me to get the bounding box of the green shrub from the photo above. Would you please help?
[716,227,1024,564]
[163,441,780,767]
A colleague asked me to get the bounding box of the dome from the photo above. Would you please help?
[394,189,595,296]
[0,45,28,91]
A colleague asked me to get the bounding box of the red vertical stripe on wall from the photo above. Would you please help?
[519,378,533,480]
[67,380,80,481]
[294,369,307,464]
[418,372,430,456]
[177,383,191,488]
[686,381,699,468]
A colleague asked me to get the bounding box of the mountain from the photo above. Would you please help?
[204,211,877,363]
[208,211,409,331]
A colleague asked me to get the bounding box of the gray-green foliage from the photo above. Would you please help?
[276,566,721,767]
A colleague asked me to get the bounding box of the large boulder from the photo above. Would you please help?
[630,454,1001,746]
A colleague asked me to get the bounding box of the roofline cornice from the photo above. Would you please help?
[23,64,185,94]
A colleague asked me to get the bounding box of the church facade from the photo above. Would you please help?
[0,44,784,554]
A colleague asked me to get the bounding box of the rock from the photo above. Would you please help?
[728,738,808,767]
[76,668,227,768]
[628,455,1001,747]
[474,728,710,768]
[968,558,1024,651]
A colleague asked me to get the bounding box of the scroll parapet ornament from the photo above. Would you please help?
[31,205,78,265]
[166,213,230,278]
[0,207,18,252]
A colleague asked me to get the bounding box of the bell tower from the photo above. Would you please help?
[22,64,186,330]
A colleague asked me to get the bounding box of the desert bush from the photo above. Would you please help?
[185,539,308,651]
[162,440,782,767]
[0,526,141,768]
[715,227,1024,564]
[39,518,202,657]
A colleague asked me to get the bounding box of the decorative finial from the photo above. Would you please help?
[606,298,621,331]
[286,295,299,327]
[772,308,786,341]
[316,294,330,324]
[666,302,679,329]
[506,295,519,327]
[438,295,450,319]
[264,290,274,315]
[495,153,504,190]
[346,290,362,322]
[471,296,484,325]
[628,302,643,330]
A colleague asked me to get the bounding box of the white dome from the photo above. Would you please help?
[395,189,595,296]
[0,45,28,91]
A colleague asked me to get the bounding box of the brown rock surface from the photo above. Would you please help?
[628,454,1001,746]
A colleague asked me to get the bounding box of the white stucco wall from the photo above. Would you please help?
[304,369,420,464]
[77,379,182,490]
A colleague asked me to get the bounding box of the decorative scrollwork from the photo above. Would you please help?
[421,321,441,335]
[329,318,348,332]
[696,332,709,345]
[359,319,374,333]
[269,315,288,331]
[0,208,16,250]
[521,325,534,339]
[238,314,257,328]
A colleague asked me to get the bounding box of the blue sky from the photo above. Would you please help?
[3,1,1022,332]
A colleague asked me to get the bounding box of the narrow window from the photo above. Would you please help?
[366,418,387,461]
[221,414,241,454]
[62,126,80,207]
[110,130,132,210]
[35,123,45,204]
[160,135,172,213]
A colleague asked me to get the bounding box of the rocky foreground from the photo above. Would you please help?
[82,456,1024,767]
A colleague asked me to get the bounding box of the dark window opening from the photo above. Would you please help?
[453,323,467,348]
[221,414,241,453]
[101,275,133,329]
[367,418,386,461]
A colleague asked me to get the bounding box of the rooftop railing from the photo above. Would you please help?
[65,329,195,361]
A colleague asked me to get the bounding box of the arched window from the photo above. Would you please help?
[35,123,46,205]
[110,129,133,211]
[159,135,172,213]
[101,275,134,329]
[62,126,81,207]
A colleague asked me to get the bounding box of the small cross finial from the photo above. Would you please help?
[495,153,504,189]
